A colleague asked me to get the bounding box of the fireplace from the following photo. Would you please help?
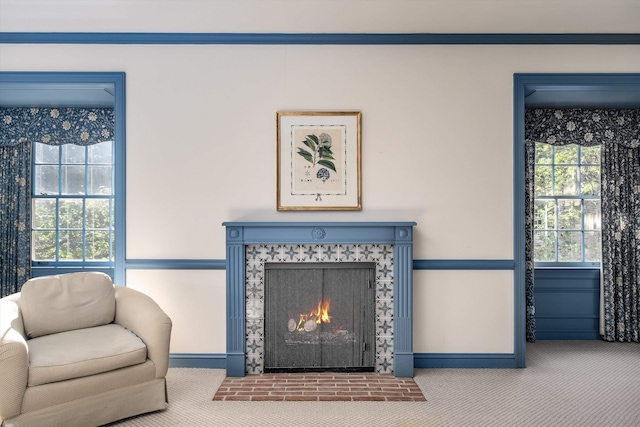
[223,222,416,377]
[264,262,376,373]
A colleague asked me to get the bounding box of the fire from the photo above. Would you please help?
[296,299,331,331]
[311,299,331,324]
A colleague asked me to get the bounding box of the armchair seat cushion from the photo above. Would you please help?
[27,324,147,387]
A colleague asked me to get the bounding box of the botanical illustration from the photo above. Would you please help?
[292,127,345,195]
[297,132,336,183]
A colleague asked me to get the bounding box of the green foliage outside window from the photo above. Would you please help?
[534,143,601,264]
[32,141,114,263]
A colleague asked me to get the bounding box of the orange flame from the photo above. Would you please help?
[310,299,331,324]
[296,299,331,330]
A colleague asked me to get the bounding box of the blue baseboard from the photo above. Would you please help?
[413,353,519,369]
[169,353,227,369]
[169,352,519,370]
[536,332,601,340]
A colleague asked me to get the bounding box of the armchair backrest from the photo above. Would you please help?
[20,272,116,338]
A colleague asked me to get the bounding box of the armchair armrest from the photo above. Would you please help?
[114,286,172,379]
[0,294,29,421]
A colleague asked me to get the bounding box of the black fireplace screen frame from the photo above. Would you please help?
[264,262,376,373]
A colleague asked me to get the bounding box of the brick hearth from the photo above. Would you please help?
[213,373,426,402]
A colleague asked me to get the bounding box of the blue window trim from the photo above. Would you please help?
[0,72,126,285]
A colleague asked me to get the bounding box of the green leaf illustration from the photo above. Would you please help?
[318,147,335,159]
[297,148,314,164]
[302,136,316,151]
[318,159,336,172]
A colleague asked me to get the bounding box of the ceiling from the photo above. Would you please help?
[0,83,115,108]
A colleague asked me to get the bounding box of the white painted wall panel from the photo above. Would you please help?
[126,270,226,353]
[414,270,514,353]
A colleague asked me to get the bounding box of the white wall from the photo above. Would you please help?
[2,1,640,355]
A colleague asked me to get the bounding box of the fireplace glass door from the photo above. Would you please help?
[264,262,375,373]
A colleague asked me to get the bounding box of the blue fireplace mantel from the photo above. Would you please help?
[223,221,417,377]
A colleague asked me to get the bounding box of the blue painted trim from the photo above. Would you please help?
[513,74,527,368]
[169,353,226,369]
[536,332,601,340]
[1,32,640,45]
[123,258,515,270]
[222,221,417,245]
[126,259,226,270]
[535,268,600,279]
[536,288,599,294]
[113,73,126,286]
[168,353,519,369]
[414,353,518,369]
[413,259,515,270]
[0,72,126,285]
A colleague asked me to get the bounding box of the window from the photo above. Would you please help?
[534,143,601,265]
[32,141,115,266]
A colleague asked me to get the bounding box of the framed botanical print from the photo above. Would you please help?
[276,111,361,211]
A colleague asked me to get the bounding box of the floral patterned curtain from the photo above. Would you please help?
[0,107,114,297]
[525,108,640,342]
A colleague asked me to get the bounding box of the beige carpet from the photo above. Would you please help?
[108,341,640,426]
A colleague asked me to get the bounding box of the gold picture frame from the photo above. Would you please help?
[277,111,361,211]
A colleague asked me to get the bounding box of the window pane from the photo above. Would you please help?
[554,166,578,195]
[581,146,601,165]
[584,200,601,230]
[32,138,115,266]
[33,231,56,261]
[59,230,83,260]
[557,199,581,229]
[533,143,601,265]
[534,231,556,262]
[535,143,552,164]
[584,231,601,262]
[534,200,555,230]
[88,141,113,164]
[34,165,59,195]
[35,144,59,163]
[88,166,112,195]
[535,165,553,196]
[59,199,83,228]
[558,231,582,261]
[61,165,85,194]
[86,231,110,260]
[62,144,85,164]
[33,199,56,229]
[554,145,578,164]
[580,166,600,196]
[86,199,111,229]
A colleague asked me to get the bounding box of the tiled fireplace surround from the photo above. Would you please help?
[224,222,416,378]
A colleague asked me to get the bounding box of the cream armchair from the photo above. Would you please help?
[0,272,172,427]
